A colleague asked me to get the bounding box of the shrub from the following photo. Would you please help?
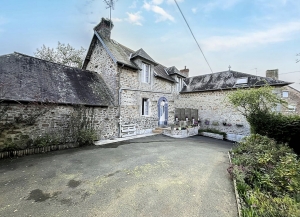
[76,129,97,147]
[229,134,300,216]
[247,111,300,154]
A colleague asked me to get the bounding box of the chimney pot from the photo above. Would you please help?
[266,69,279,80]
[94,18,114,39]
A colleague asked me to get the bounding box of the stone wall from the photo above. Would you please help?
[120,90,175,132]
[176,90,251,135]
[281,86,300,115]
[86,41,119,105]
[0,103,119,148]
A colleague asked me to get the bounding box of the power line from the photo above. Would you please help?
[279,71,300,75]
[174,0,214,74]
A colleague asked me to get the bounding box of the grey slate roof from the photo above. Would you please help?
[181,70,292,93]
[165,66,186,78]
[83,26,179,83]
[131,48,157,65]
[153,64,176,82]
[0,53,115,106]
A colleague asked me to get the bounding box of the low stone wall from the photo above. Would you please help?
[0,103,119,150]
[199,132,224,140]
[163,126,199,138]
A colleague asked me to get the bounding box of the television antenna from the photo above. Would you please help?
[104,0,117,25]
[251,68,257,75]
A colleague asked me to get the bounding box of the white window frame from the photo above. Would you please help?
[142,63,150,84]
[282,91,289,98]
[142,98,150,116]
[288,105,296,112]
[176,77,183,92]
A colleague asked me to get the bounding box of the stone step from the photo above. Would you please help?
[152,129,163,134]
[155,127,170,130]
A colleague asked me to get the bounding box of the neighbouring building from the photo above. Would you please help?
[265,69,300,115]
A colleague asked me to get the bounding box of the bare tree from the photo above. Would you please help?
[297,53,300,63]
[35,42,86,68]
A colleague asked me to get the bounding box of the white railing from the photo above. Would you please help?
[120,124,136,137]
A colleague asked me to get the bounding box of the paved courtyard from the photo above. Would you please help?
[0,135,237,217]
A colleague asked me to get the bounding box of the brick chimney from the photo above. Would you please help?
[94,18,114,39]
[180,66,189,78]
[266,69,279,80]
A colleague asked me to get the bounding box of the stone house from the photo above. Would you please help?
[82,18,188,137]
[0,17,294,144]
[176,70,290,139]
[265,69,300,114]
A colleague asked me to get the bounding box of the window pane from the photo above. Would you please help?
[282,91,289,98]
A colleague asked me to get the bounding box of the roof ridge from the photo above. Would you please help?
[13,52,88,71]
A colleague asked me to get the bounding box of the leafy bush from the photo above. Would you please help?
[248,111,300,154]
[76,129,97,147]
[229,134,300,216]
[198,128,227,138]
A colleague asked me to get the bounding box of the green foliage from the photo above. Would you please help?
[229,134,300,216]
[247,111,300,154]
[198,128,226,138]
[2,140,20,151]
[35,42,86,68]
[227,85,286,118]
[227,86,300,154]
[32,134,61,148]
[76,129,97,147]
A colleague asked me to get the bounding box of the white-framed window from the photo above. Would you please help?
[176,77,183,92]
[282,91,289,98]
[142,98,150,116]
[142,63,150,83]
[288,105,296,112]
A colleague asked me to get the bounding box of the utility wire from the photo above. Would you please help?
[174,0,214,74]
[279,71,300,75]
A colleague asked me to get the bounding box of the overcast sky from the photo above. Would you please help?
[1,0,300,89]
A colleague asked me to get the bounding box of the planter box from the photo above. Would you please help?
[199,132,224,140]
[163,126,199,138]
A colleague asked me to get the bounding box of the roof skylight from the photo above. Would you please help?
[236,77,248,85]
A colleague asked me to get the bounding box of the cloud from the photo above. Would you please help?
[166,0,184,4]
[143,1,175,22]
[201,0,241,12]
[192,7,197,14]
[129,0,139,8]
[126,11,144,26]
[152,0,164,4]
[201,22,300,51]
[112,17,123,22]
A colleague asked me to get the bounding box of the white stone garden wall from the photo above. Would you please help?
[176,90,251,136]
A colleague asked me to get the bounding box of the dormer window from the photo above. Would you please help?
[236,77,248,85]
[176,77,183,92]
[142,63,150,83]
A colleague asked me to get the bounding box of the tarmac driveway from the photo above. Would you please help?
[0,135,237,217]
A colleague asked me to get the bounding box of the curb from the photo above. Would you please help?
[0,143,79,160]
[228,151,242,217]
